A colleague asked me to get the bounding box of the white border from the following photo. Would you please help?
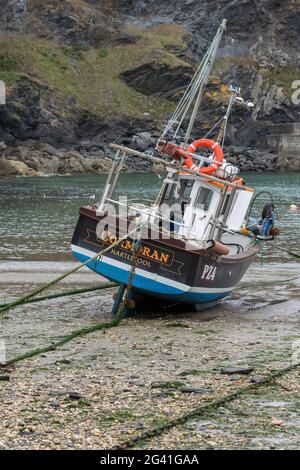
[71,244,235,294]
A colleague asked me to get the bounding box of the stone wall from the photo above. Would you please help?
[267,123,300,171]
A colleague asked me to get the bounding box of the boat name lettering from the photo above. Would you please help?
[105,237,171,265]
[111,248,151,267]
[201,264,217,281]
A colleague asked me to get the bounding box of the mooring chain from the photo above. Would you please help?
[120,217,142,315]
[0,224,144,318]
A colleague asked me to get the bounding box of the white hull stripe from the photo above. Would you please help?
[71,244,235,294]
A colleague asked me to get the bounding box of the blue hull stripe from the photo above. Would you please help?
[73,250,231,304]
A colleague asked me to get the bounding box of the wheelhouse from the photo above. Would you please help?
[157,171,254,251]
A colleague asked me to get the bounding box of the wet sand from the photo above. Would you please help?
[0,261,299,449]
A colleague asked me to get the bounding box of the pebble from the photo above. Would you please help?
[180,387,211,394]
[251,376,265,384]
[49,400,60,409]
[271,419,284,427]
[221,367,254,375]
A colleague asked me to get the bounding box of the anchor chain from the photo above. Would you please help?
[119,217,143,317]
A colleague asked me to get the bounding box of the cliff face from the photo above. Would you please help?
[0,0,299,175]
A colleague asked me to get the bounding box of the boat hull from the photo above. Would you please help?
[71,206,259,305]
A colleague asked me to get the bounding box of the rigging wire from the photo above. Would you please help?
[158,27,224,144]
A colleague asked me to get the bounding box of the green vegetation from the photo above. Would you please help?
[99,408,136,426]
[0,54,17,71]
[151,380,185,389]
[78,397,91,407]
[62,44,88,60]
[213,55,298,98]
[0,71,24,86]
[0,24,189,122]
[97,48,109,59]
[265,65,299,96]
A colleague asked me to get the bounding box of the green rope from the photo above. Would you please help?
[3,286,126,366]
[0,226,139,318]
[266,241,300,259]
[1,226,143,366]
[115,360,300,449]
[0,283,117,309]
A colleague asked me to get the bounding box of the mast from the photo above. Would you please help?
[183,19,227,147]
[158,19,227,148]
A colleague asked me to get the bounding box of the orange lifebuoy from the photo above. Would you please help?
[184,138,224,175]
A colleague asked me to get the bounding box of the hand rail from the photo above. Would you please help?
[109,143,248,191]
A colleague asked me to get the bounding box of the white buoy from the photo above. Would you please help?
[290,204,298,214]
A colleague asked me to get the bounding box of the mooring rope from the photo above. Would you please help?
[266,240,300,259]
[0,220,147,366]
[114,360,300,450]
[2,293,128,366]
[0,283,117,309]
[0,225,140,318]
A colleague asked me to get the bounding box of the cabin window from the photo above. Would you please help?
[162,180,194,203]
[221,194,231,216]
[164,183,174,200]
[195,187,213,211]
[181,180,194,201]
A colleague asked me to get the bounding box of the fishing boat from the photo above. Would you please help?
[71,20,278,312]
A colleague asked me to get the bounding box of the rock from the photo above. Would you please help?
[0,77,41,141]
[120,59,194,101]
[150,380,185,389]
[11,160,39,176]
[0,375,10,381]
[251,376,265,384]
[68,392,82,400]
[72,431,81,440]
[271,418,284,427]
[153,392,170,399]
[56,359,71,365]
[131,131,156,151]
[50,390,82,399]
[180,387,211,394]
[0,1,298,173]
[49,400,60,409]
[50,391,68,397]
[0,159,19,176]
[0,0,27,25]
[221,367,254,375]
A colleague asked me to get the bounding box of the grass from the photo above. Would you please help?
[0,71,25,86]
[213,55,298,98]
[97,48,109,59]
[265,65,300,96]
[1,12,296,129]
[0,23,189,122]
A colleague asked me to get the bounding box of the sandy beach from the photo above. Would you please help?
[1,261,299,450]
